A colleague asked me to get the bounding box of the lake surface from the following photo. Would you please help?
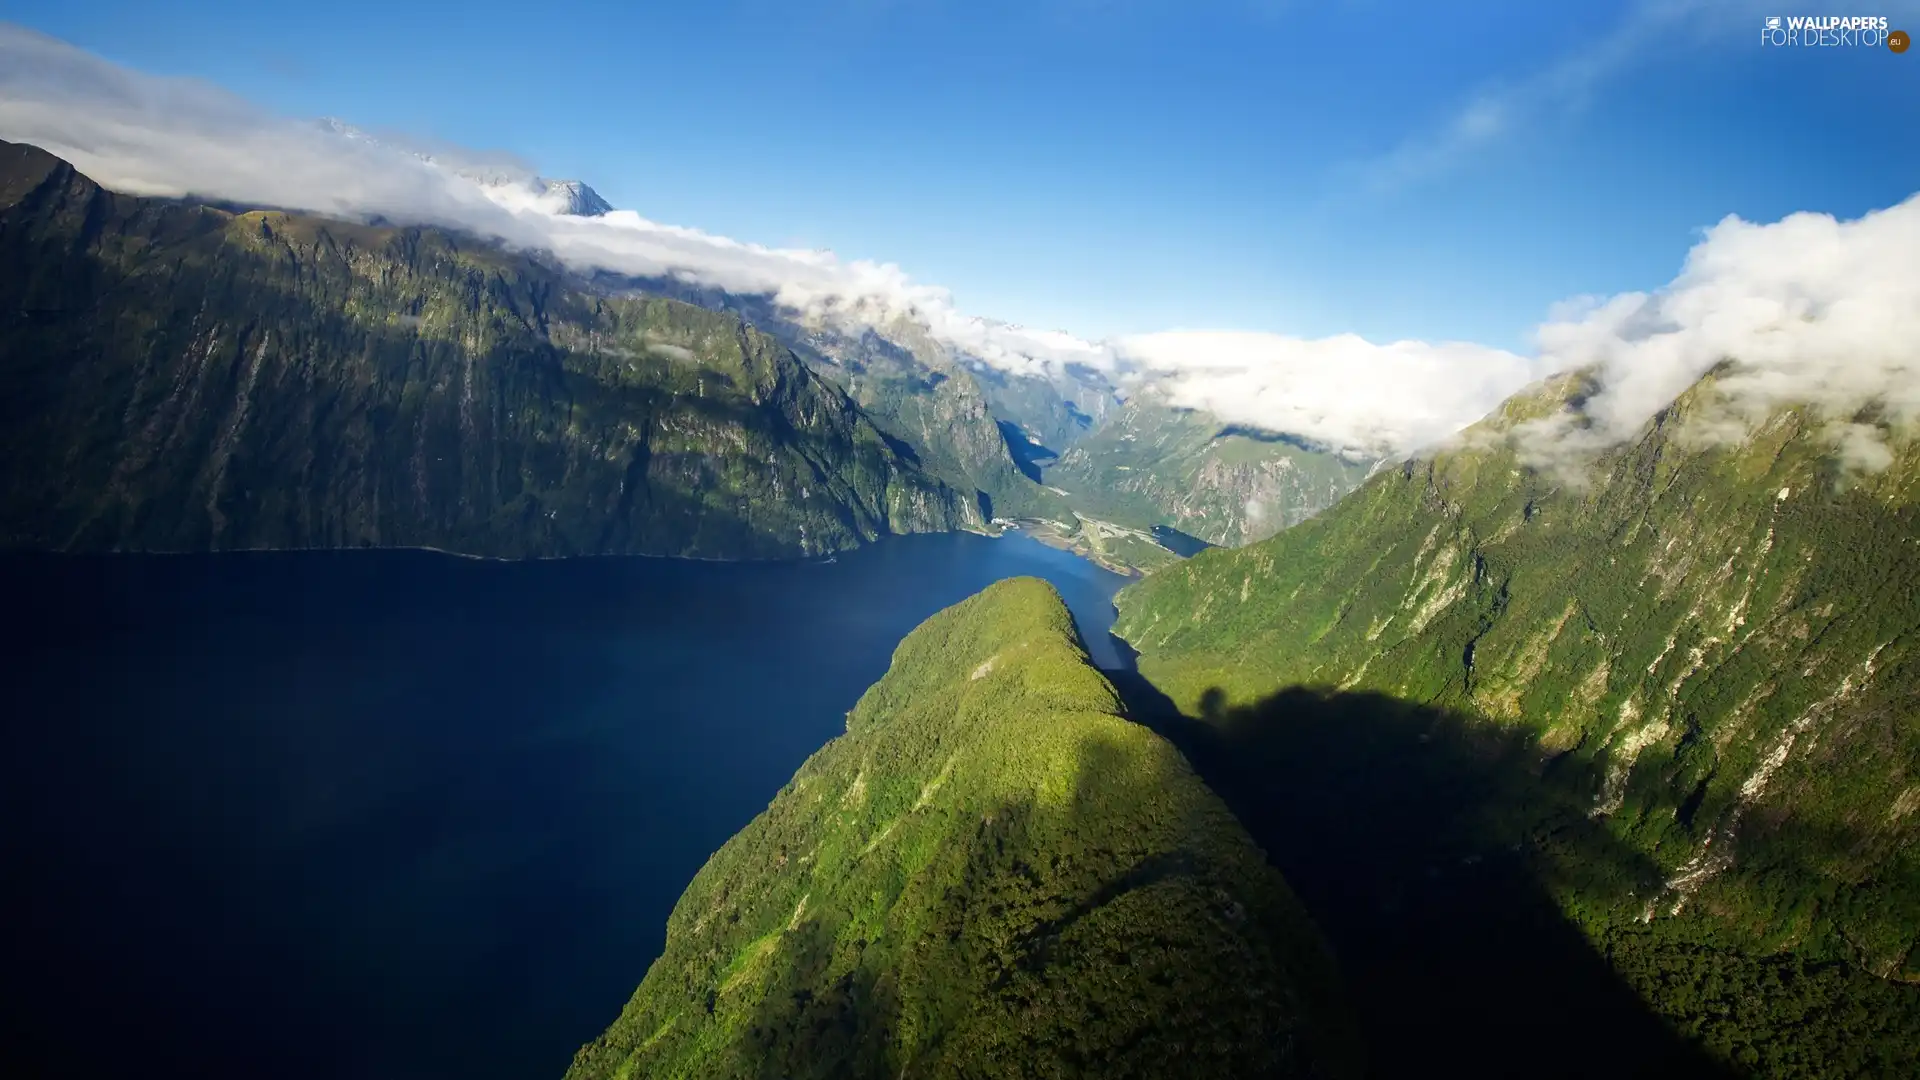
[0,533,1127,1080]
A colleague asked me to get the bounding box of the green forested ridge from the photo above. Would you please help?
[1115,368,1920,1073]
[568,578,1359,1080]
[0,140,971,559]
[1047,398,1374,548]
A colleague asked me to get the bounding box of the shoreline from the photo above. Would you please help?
[0,524,1019,569]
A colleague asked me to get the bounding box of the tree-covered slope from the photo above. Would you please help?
[1115,368,1920,1074]
[0,140,971,559]
[568,578,1358,1080]
[1048,398,1373,547]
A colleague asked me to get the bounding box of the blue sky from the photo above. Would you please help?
[7,0,1917,351]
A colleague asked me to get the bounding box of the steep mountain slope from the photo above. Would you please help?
[0,141,970,558]
[806,316,1075,521]
[965,350,1118,453]
[1049,398,1374,547]
[594,273,1078,523]
[1115,367,1920,1073]
[568,578,1359,1080]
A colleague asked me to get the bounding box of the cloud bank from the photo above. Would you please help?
[1515,194,1920,473]
[1,23,1912,467]
[1110,332,1550,454]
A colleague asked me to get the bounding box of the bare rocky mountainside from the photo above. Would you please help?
[0,141,974,559]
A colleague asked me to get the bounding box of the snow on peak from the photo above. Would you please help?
[314,117,611,217]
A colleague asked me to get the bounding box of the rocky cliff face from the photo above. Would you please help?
[1049,398,1373,547]
[0,141,972,559]
[799,316,1073,521]
[589,274,1075,523]
[967,354,1118,454]
[568,578,1359,1080]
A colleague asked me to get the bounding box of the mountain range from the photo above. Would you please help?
[4,133,1915,1078]
[560,346,1920,1075]
[0,140,970,558]
[0,135,1373,569]
[305,121,1375,563]
[1115,364,1920,1075]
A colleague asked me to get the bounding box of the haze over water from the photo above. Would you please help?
[0,533,1126,1080]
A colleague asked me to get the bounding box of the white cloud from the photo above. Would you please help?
[1355,0,1920,195]
[1107,332,1547,455]
[0,22,1913,469]
[0,23,1561,456]
[1514,194,1920,471]
[0,25,951,322]
[1348,0,1734,195]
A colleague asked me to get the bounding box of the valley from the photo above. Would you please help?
[1,29,1915,1074]
[0,138,1365,574]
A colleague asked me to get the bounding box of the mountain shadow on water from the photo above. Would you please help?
[1148,525,1213,558]
[1101,669,1742,1080]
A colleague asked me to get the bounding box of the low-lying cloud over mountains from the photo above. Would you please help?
[1515,196,1920,473]
[3,22,1912,465]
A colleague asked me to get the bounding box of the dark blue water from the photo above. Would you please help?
[1151,525,1215,558]
[0,533,1127,1080]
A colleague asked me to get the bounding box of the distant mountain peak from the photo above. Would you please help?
[481,176,614,218]
[313,117,612,217]
[533,178,613,217]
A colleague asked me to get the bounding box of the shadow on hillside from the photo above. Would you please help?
[1148,524,1214,558]
[1103,670,1742,1080]
[1214,425,1329,453]
[996,420,1056,483]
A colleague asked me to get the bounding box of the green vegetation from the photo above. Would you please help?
[0,140,971,559]
[568,579,1359,1080]
[810,333,1070,523]
[1047,399,1373,547]
[762,311,1076,523]
[1594,919,1920,1078]
[584,282,1096,531]
[1003,513,1183,576]
[1116,368,1920,1074]
[19,135,1917,1078]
